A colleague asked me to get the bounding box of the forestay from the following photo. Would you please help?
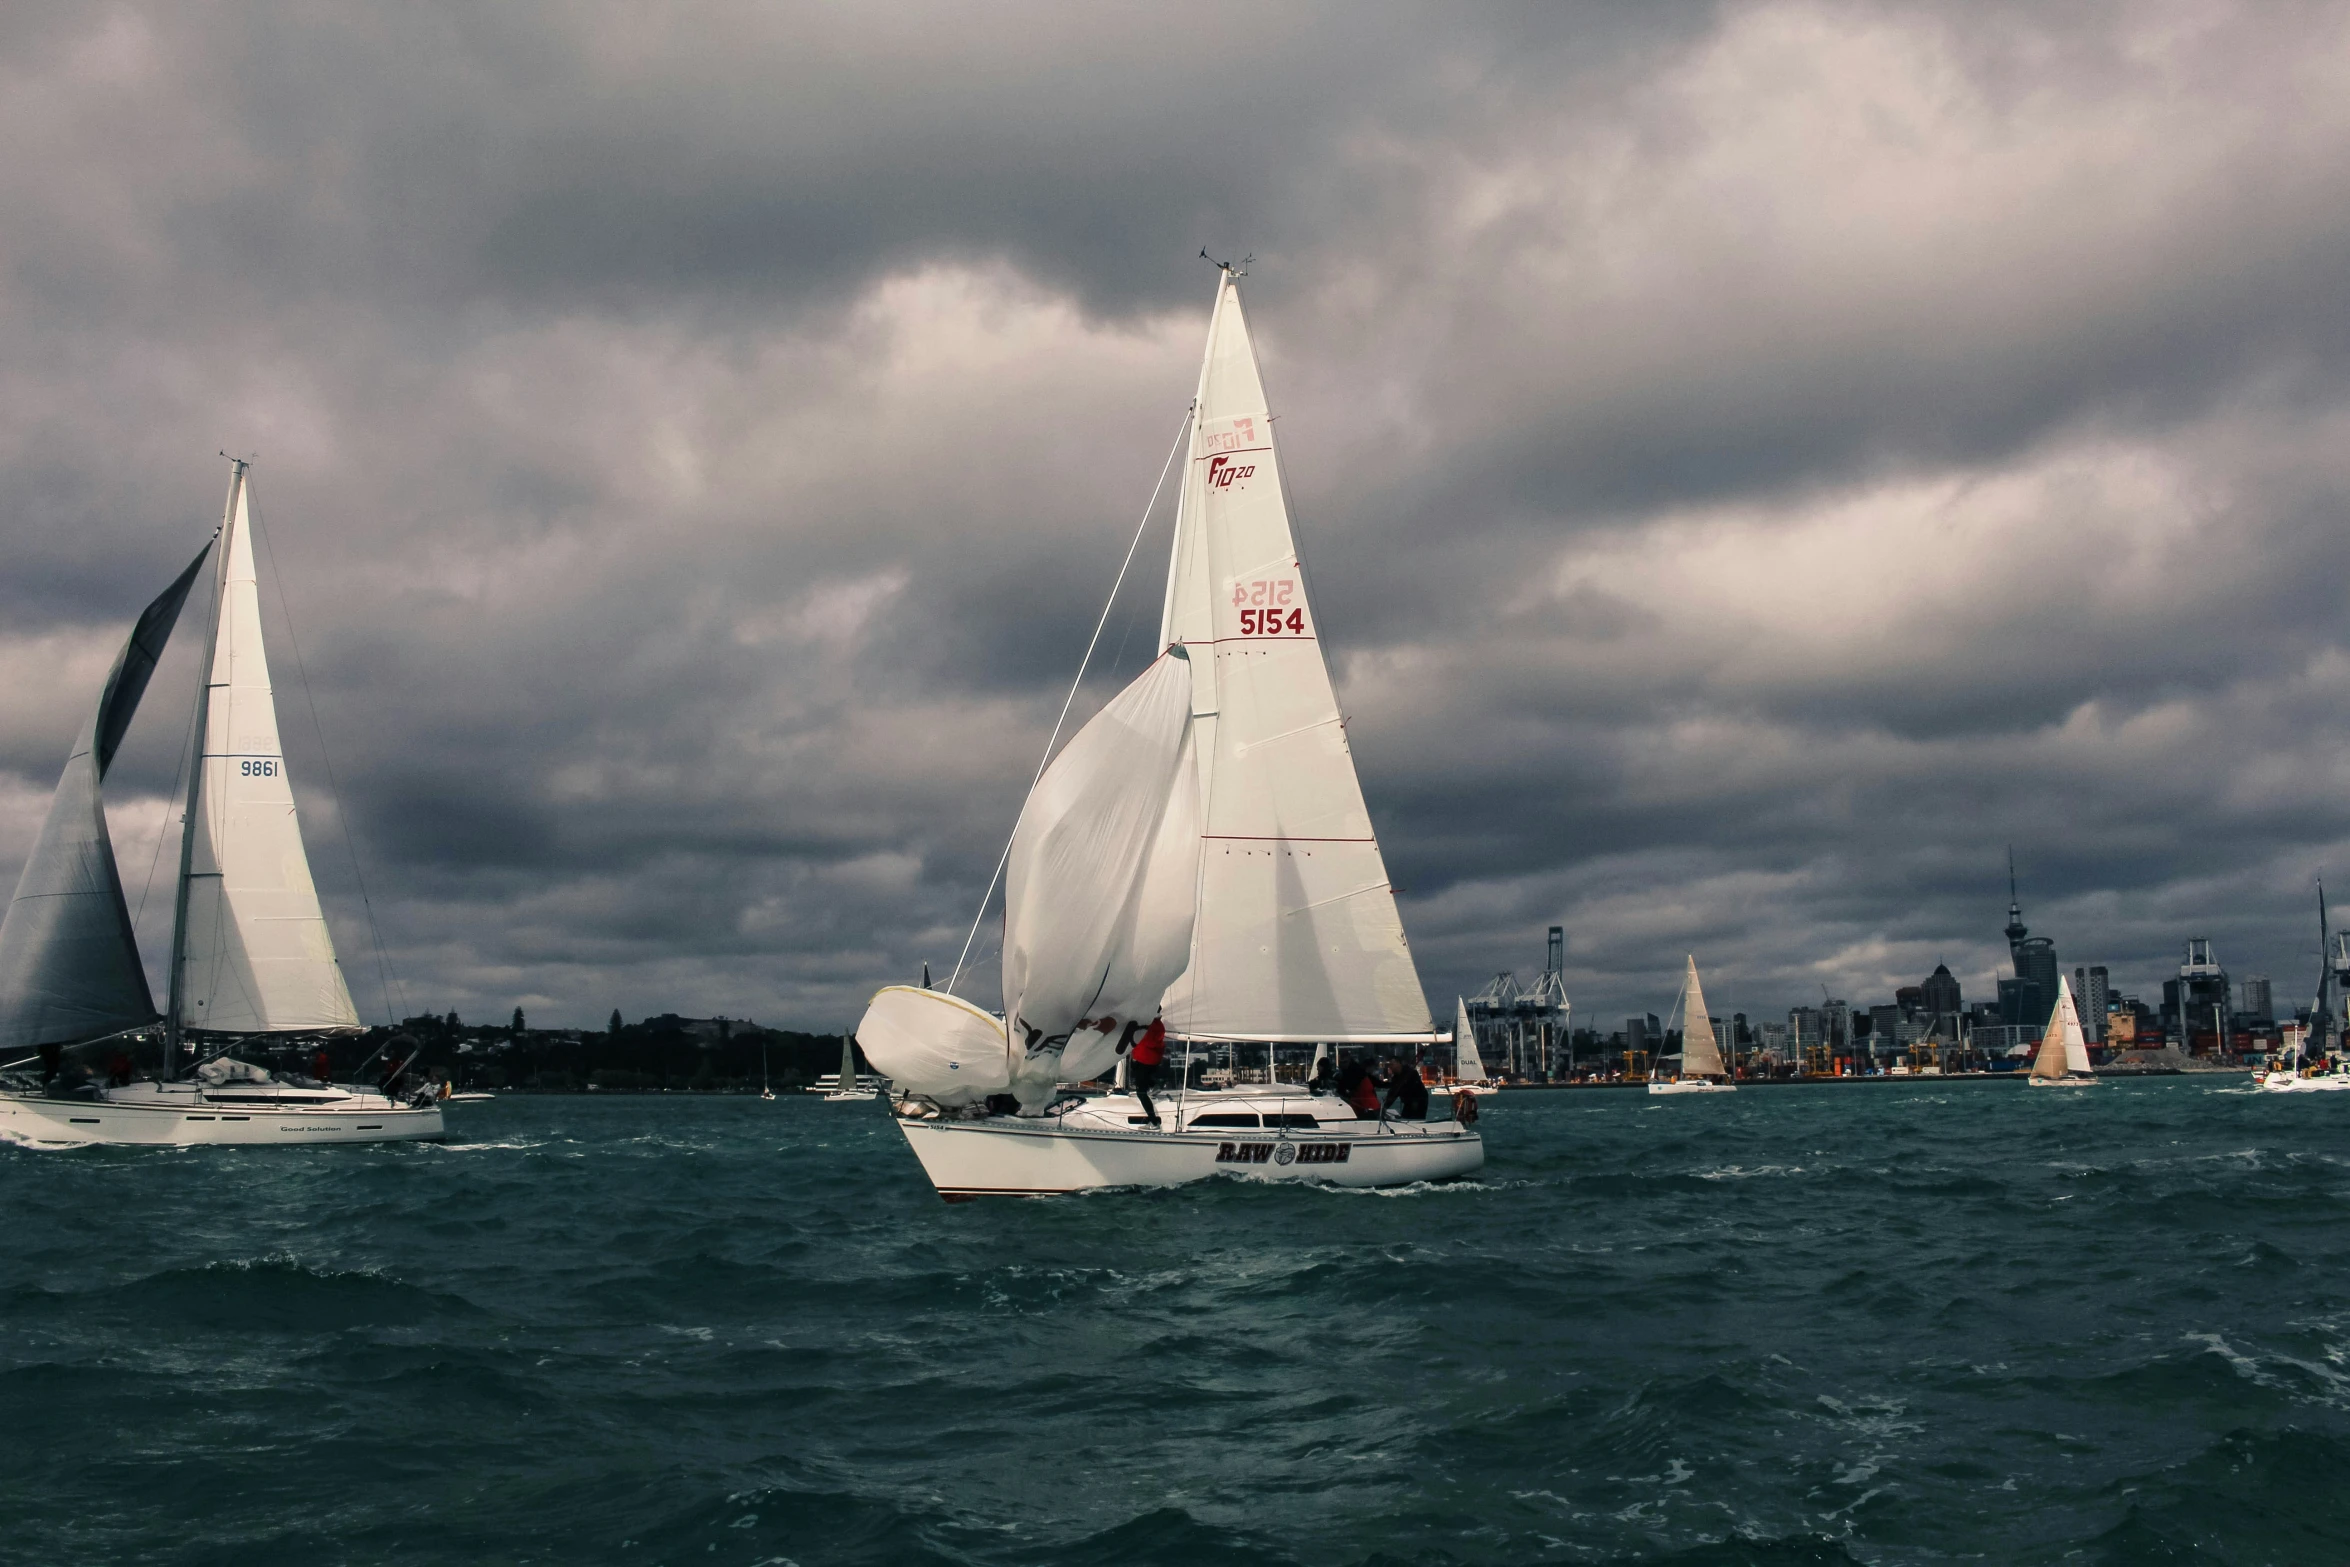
[0,546,211,1051]
[1001,649,1200,1109]
[175,474,361,1036]
[1679,956,1727,1078]
[1157,271,1432,1044]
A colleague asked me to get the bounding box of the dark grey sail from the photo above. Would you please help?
[0,545,212,1052]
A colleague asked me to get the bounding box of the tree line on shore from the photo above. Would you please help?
[250,1009,860,1094]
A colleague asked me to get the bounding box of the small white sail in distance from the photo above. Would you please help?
[2031,976,2093,1080]
[176,471,361,1036]
[999,647,1202,1110]
[1454,997,1489,1083]
[1156,268,1432,1045]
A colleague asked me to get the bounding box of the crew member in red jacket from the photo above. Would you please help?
[1119,1013,1169,1129]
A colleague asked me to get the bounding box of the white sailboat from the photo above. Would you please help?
[1446,997,1499,1096]
[0,462,442,1147]
[819,1034,873,1100]
[2261,883,2350,1092]
[855,265,1480,1197]
[1649,955,1736,1095]
[2025,975,2098,1088]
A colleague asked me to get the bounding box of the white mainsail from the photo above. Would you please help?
[1157,270,1431,1044]
[1454,997,1489,1082]
[2031,976,2090,1079]
[174,472,361,1037]
[1679,956,1727,1078]
[0,546,211,1051]
[1000,648,1201,1108]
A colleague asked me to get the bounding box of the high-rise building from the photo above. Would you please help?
[2073,965,2110,1041]
[2242,973,2273,1023]
[1920,963,1962,1033]
[1867,1003,1902,1057]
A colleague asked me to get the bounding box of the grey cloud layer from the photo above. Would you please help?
[3,1,2348,1028]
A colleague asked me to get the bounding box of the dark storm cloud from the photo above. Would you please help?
[3,1,2349,1030]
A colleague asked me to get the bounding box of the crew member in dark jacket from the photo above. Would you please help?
[1382,1057,1430,1120]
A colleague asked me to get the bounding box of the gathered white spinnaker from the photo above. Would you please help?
[172,475,361,1038]
[856,985,1011,1106]
[857,648,1202,1111]
[0,547,211,1053]
[2028,976,2096,1084]
[1679,957,1727,1079]
[1001,648,1200,1108]
[1454,997,1488,1083]
[1157,271,1432,1046]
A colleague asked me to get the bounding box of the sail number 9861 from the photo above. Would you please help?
[1233,578,1305,636]
[238,759,279,777]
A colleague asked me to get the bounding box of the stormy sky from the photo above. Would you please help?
[5,1,2350,1033]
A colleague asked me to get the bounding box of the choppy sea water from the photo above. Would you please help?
[5,1079,2349,1566]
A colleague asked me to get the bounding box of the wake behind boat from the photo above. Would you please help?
[0,461,441,1148]
[855,264,1479,1196]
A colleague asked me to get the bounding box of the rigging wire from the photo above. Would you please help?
[247,489,411,1026]
[946,407,1191,996]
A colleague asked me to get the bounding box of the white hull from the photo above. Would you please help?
[1432,1081,1500,1098]
[0,1082,444,1147]
[2259,1071,2350,1093]
[1648,1079,1735,1095]
[821,1090,874,1102]
[892,1089,1482,1198]
[2026,1074,2098,1088]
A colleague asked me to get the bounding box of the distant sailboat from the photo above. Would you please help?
[854,263,1480,1195]
[1649,956,1735,1095]
[1449,997,1498,1097]
[2025,975,2098,1087]
[0,462,442,1146]
[2262,881,2350,1092]
[821,1034,872,1101]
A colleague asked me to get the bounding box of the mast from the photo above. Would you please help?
[163,460,243,1079]
[2320,879,2332,1060]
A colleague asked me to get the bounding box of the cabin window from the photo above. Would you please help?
[1264,1114,1322,1129]
[1187,1113,1260,1128]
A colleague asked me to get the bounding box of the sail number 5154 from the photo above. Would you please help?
[1233,578,1305,637]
